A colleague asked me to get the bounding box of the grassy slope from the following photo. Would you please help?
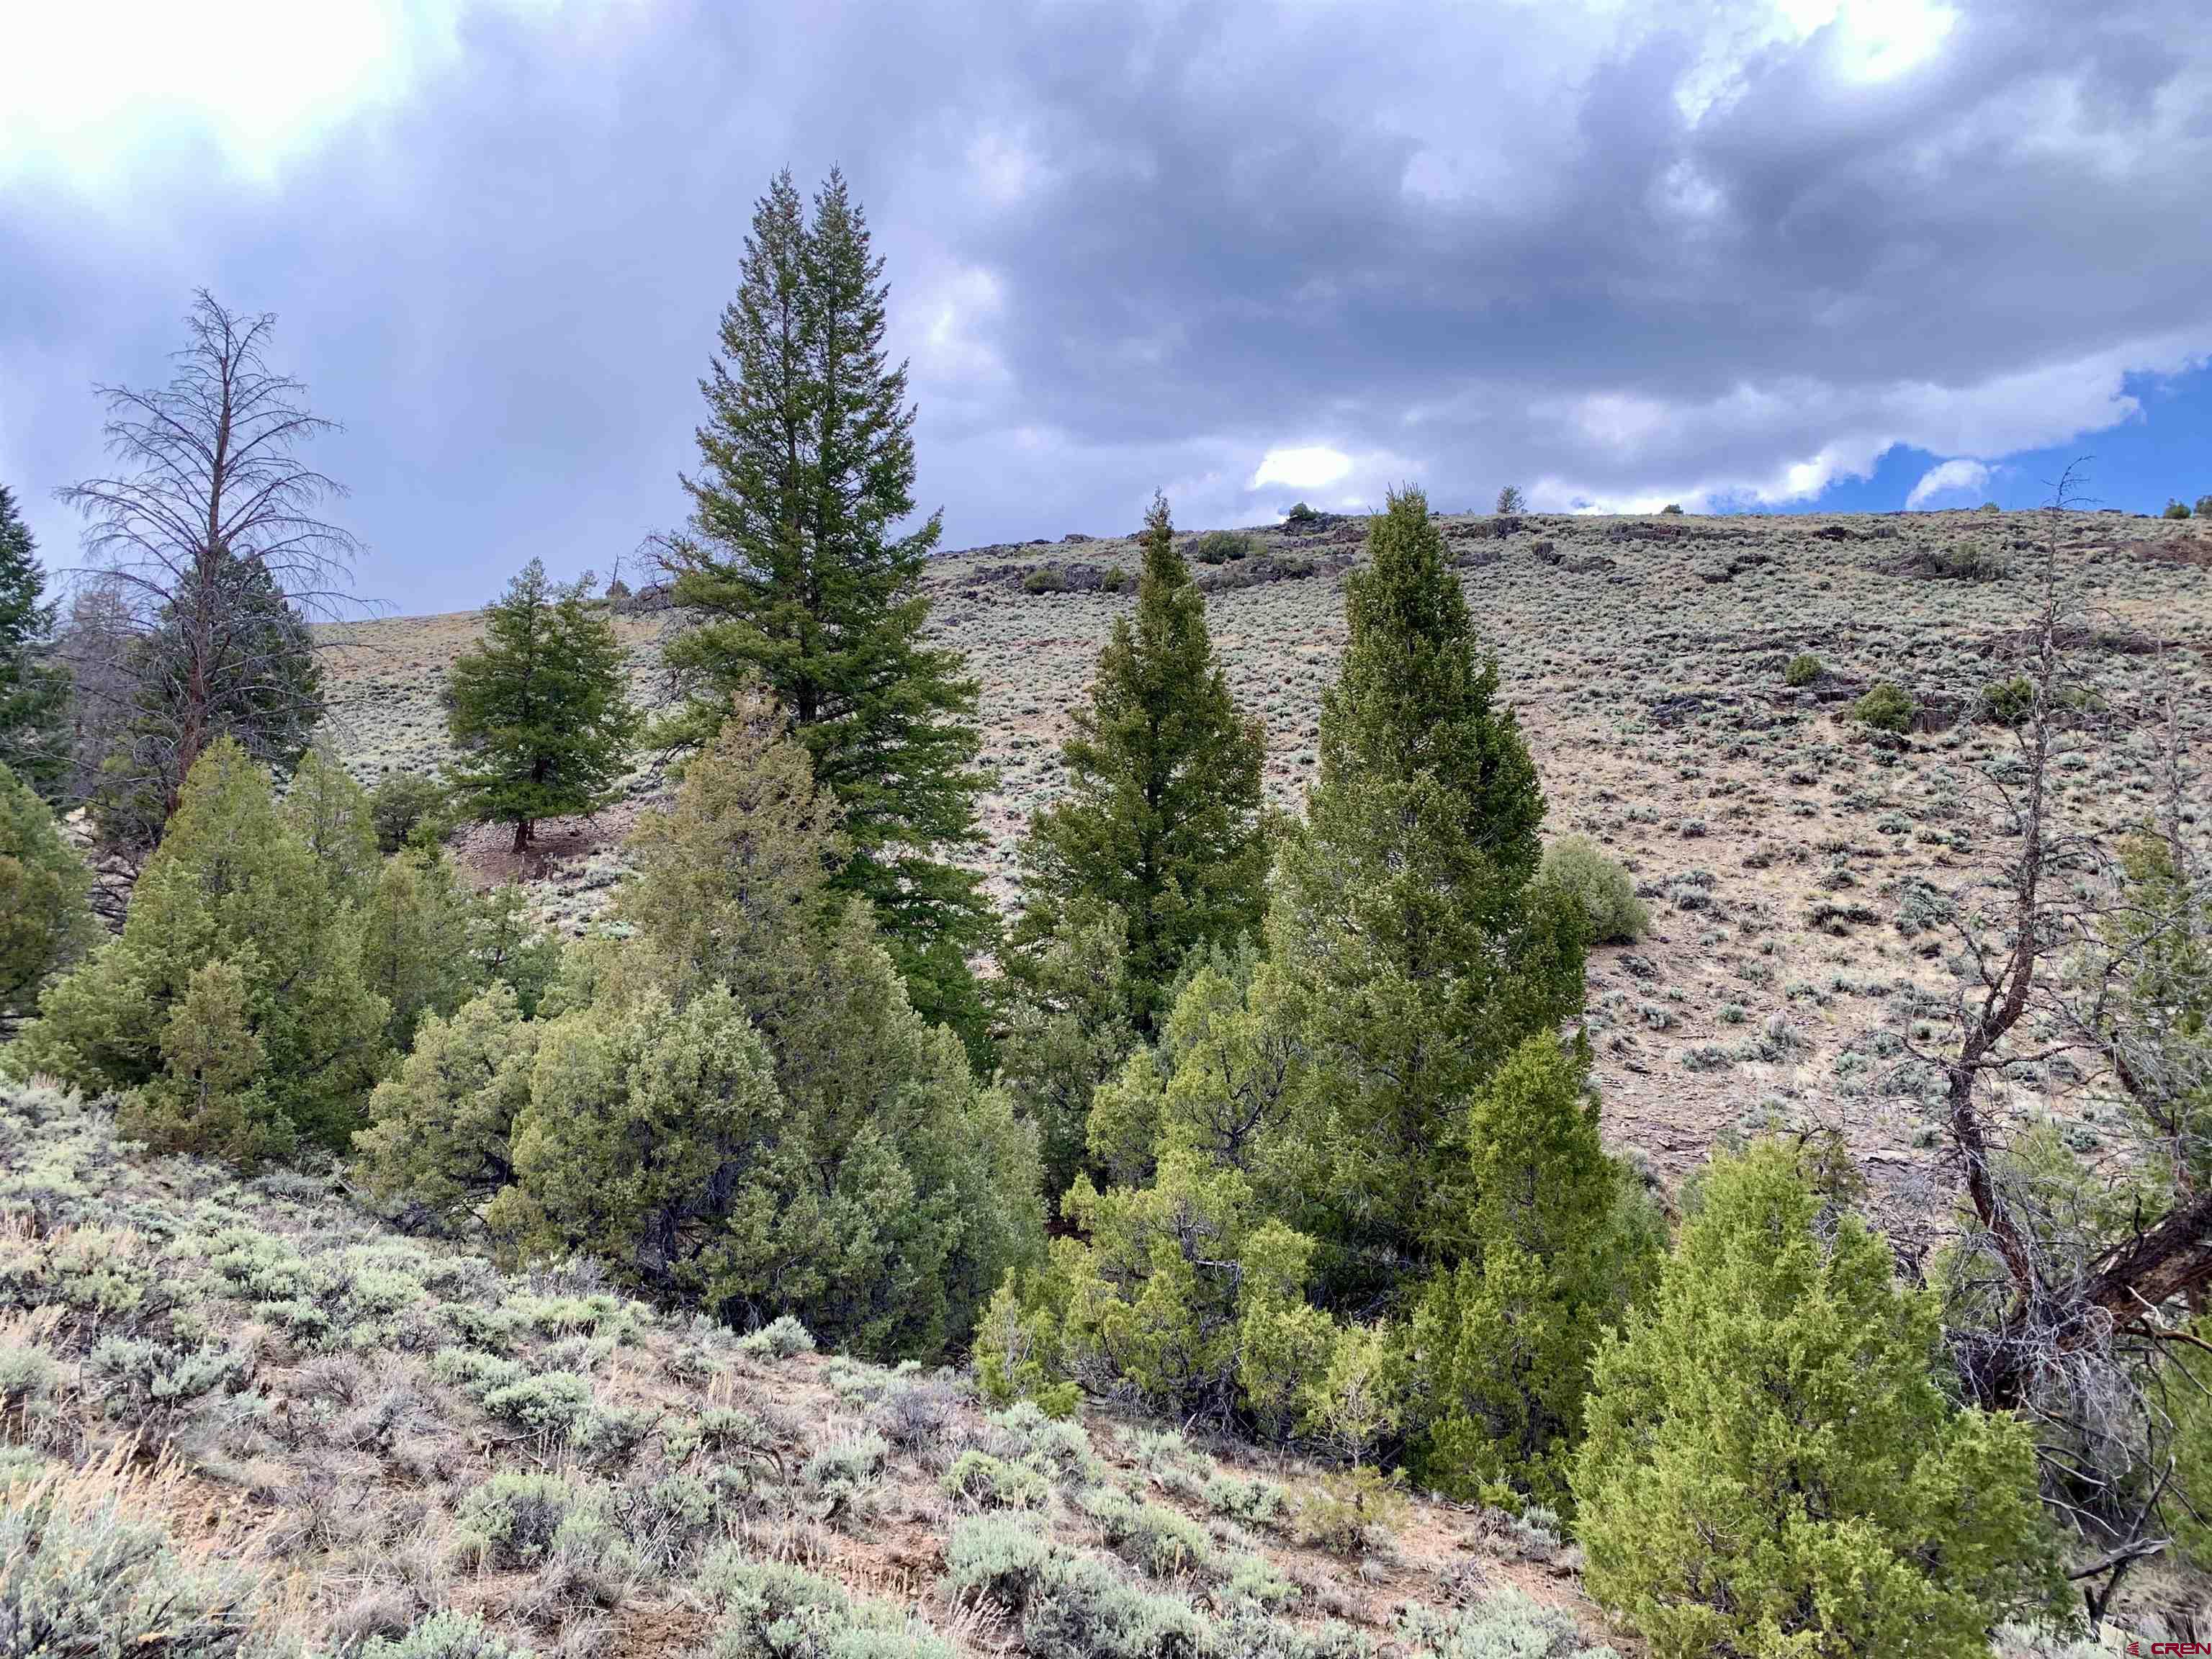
[0,1079,1614,1658]
[323,510,2212,1218]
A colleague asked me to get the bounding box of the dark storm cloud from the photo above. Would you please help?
[3,0,2208,611]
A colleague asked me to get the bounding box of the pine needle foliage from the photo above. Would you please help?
[1271,485,1586,1296]
[446,559,637,854]
[1012,493,1269,1035]
[0,485,69,801]
[656,169,992,1055]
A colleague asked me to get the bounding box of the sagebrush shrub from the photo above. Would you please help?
[1190,529,1256,565]
[1783,652,1821,688]
[455,1469,595,1568]
[361,1610,539,1659]
[1537,835,1648,945]
[0,1466,276,1657]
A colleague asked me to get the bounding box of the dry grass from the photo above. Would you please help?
[320,508,2212,1215]
[0,1077,1618,1656]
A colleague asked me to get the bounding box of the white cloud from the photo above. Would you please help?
[1905,457,1990,507]
[0,0,588,194]
[1250,445,1354,490]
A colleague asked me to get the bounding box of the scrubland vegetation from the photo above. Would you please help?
[2,173,2211,1656]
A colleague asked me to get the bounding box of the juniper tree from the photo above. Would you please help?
[1271,485,1585,1299]
[1011,493,1268,1033]
[446,559,636,855]
[0,763,96,1028]
[5,736,387,1160]
[657,169,992,1055]
[1403,1035,1658,1508]
[0,486,69,801]
[1573,1139,2062,1659]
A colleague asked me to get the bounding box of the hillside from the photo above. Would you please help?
[0,1078,1619,1658]
[323,508,2212,1216]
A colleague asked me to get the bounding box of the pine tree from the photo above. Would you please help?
[1271,485,1585,1299]
[0,486,69,801]
[94,550,325,851]
[659,169,991,1055]
[446,559,637,855]
[1012,493,1269,1033]
[1573,1138,2064,1659]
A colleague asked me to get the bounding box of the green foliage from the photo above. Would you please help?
[95,549,324,852]
[1024,566,1069,594]
[493,946,1038,1358]
[1290,1465,1408,1555]
[1285,503,1318,523]
[996,899,1139,1205]
[2168,1316,2212,1572]
[1269,486,1584,1298]
[0,763,96,1025]
[359,845,482,1051]
[943,1449,1051,1509]
[1851,679,1916,734]
[1495,485,1527,516]
[655,169,992,1055]
[1011,493,1270,1036]
[1983,674,2036,727]
[2164,498,2192,519]
[355,984,539,1231]
[282,741,379,904]
[369,769,453,853]
[1783,652,1821,688]
[8,737,387,1160]
[0,484,69,801]
[1056,1148,1328,1427]
[2103,831,2212,1193]
[2196,494,2212,518]
[619,688,842,1012]
[1571,1138,2063,1659]
[1190,529,1256,565]
[1403,1037,1659,1509]
[446,557,637,853]
[1537,836,1648,945]
[1659,503,1683,515]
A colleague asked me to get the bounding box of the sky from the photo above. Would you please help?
[2,0,2208,615]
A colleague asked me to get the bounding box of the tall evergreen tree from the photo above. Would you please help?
[0,486,69,802]
[94,550,325,852]
[1271,485,1585,1300]
[1011,493,1269,1033]
[446,559,637,855]
[657,169,991,1056]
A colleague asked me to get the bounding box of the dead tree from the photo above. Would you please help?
[58,290,359,842]
[1921,465,2212,1612]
